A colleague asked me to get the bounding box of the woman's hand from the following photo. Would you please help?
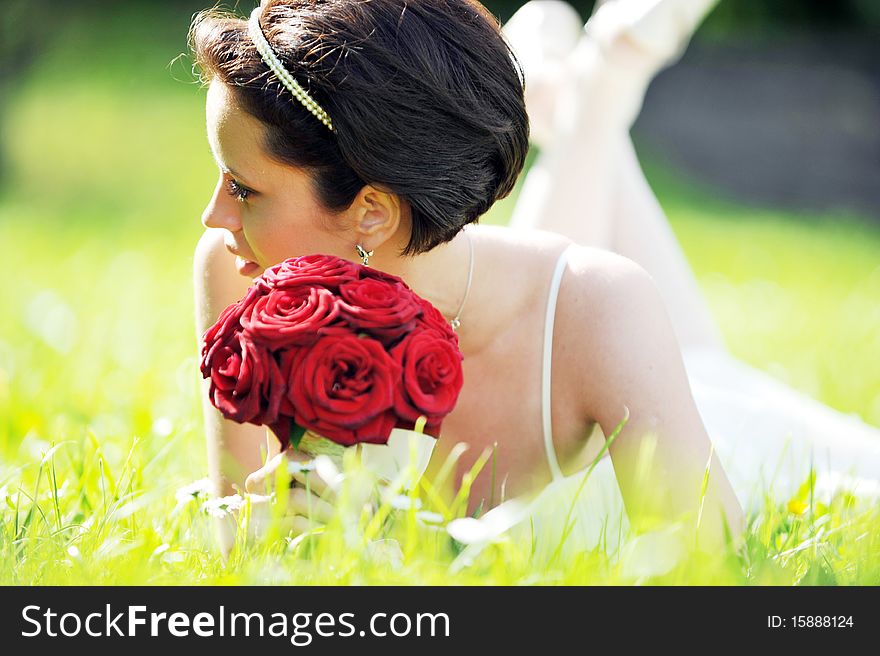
[243,448,340,539]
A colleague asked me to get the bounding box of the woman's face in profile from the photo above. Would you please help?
[201,80,342,277]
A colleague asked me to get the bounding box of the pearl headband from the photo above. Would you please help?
[247,6,336,133]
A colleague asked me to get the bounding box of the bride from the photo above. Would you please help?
[191,0,878,560]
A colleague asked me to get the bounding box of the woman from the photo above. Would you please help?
[191,0,744,559]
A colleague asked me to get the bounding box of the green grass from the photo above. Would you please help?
[1,3,879,585]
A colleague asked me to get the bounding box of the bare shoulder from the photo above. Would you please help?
[473,223,575,258]
[474,226,648,288]
[557,243,678,425]
[543,240,663,341]
[467,225,658,338]
[564,242,654,291]
[561,242,666,327]
[471,224,579,295]
[564,241,671,341]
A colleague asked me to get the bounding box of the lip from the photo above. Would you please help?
[235,256,262,277]
[225,243,261,276]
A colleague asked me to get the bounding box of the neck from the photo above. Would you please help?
[365,225,473,329]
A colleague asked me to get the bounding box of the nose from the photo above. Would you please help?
[201,177,242,231]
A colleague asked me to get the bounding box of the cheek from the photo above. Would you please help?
[245,206,342,266]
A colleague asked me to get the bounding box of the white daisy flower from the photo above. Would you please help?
[175,477,214,506]
[202,493,245,519]
[416,510,445,526]
[387,494,423,511]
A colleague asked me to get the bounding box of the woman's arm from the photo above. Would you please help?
[193,229,268,496]
[571,246,746,554]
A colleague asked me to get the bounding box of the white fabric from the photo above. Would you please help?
[515,246,880,564]
[541,243,577,481]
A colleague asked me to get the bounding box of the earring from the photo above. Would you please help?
[355,243,374,266]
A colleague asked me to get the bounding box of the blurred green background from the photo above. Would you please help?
[1,0,878,496]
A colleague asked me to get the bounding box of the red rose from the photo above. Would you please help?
[276,347,303,419]
[261,253,360,291]
[201,284,264,350]
[200,285,262,386]
[201,331,285,426]
[241,286,342,349]
[336,278,422,343]
[358,265,413,289]
[283,332,402,446]
[391,327,464,432]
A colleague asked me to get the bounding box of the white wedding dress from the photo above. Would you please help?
[454,243,880,569]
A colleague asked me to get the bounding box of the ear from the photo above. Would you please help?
[349,184,403,248]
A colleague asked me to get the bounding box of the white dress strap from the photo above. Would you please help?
[542,243,575,482]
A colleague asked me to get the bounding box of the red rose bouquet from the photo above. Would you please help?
[199,253,464,477]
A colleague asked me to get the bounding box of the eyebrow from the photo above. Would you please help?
[221,165,258,190]
[207,141,258,189]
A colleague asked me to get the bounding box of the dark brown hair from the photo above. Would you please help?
[189,0,529,256]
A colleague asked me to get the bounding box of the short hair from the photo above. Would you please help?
[189,0,530,256]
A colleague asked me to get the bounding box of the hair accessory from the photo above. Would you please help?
[247,6,335,133]
[355,243,374,266]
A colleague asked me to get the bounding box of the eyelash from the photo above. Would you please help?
[226,178,251,202]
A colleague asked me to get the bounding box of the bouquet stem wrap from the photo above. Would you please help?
[298,427,437,486]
